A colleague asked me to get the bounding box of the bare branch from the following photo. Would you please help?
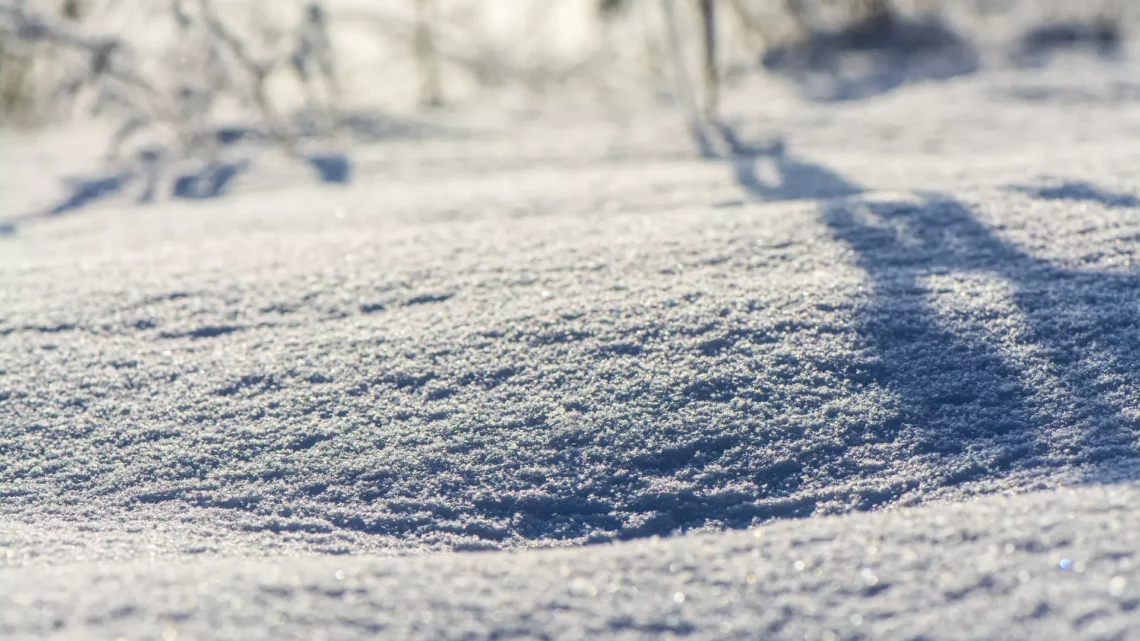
[194,0,297,154]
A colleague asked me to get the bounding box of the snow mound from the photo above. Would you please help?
[4,79,1140,553]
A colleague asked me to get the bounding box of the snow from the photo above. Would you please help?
[5,484,1140,639]
[3,2,1140,639]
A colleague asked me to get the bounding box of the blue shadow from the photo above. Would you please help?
[307,153,352,184]
[715,124,863,203]
[1008,180,1140,209]
[172,160,250,200]
[47,173,133,216]
[762,12,979,102]
[1011,20,1122,69]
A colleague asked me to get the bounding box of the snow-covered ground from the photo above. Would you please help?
[4,3,1140,639]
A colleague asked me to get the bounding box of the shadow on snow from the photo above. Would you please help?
[762,12,1128,104]
[1007,178,1140,209]
[762,11,980,102]
[1010,19,1124,69]
[0,106,439,236]
[295,133,1140,546]
[718,128,1140,492]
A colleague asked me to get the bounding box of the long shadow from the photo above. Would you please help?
[1010,19,1123,69]
[0,171,134,236]
[1007,179,1140,208]
[762,11,980,102]
[0,159,250,236]
[1,149,346,237]
[714,124,862,202]
[824,195,1140,480]
[0,107,434,236]
[725,135,1140,487]
[171,159,250,200]
[46,172,134,216]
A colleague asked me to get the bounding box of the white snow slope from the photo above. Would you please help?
[4,19,1140,641]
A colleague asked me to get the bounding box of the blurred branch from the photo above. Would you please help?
[413,0,442,106]
[1,0,174,137]
[1,0,332,162]
[193,0,297,153]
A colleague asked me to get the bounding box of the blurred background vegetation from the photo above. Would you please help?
[0,0,1133,203]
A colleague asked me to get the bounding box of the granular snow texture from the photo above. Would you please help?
[3,49,1140,640]
[4,482,1140,640]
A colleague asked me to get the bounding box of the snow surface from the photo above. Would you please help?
[4,483,1140,640]
[4,9,1140,639]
